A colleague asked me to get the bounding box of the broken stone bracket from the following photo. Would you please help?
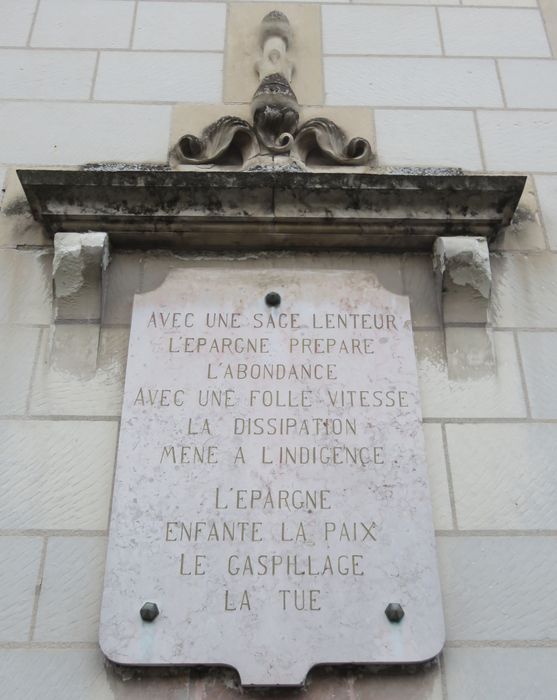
[52,231,110,322]
[433,236,491,326]
[433,236,494,366]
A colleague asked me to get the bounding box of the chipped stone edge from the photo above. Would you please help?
[53,231,110,323]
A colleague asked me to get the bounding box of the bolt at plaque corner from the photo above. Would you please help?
[140,602,159,622]
[385,603,405,623]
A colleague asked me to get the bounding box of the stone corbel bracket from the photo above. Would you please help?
[433,237,491,326]
[52,231,110,322]
[172,11,373,169]
[433,236,495,370]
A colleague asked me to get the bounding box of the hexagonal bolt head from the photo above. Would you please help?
[140,602,159,622]
[385,603,405,623]
[265,291,281,307]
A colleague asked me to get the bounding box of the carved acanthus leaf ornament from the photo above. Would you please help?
[173,11,373,169]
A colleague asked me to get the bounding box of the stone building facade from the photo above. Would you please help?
[1,0,557,698]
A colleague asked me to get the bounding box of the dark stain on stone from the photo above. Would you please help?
[81,162,170,171]
[2,196,30,216]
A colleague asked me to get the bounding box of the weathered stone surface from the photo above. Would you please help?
[0,537,43,642]
[423,424,453,531]
[103,252,143,326]
[0,0,36,46]
[444,324,495,376]
[0,649,130,700]
[0,648,445,700]
[376,110,482,171]
[0,420,117,529]
[463,0,536,5]
[499,59,557,109]
[491,254,557,327]
[323,6,441,56]
[141,252,404,300]
[491,176,546,252]
[133,2,226,51]
[0,249,52,324]
[174,7,370,172]
[0,49,96,100]
[171,104,376,173]
[0,167,6,203]
[534,175,557,250]
[478,111,557,172]
[94,52,222,104]
[225,3,323,106]
[447,423,557,529]
[439,7,550,57]
[433,237,491,325]
[0,326,42,415]
[325,57,502,108]
[540,0,557,57]
[303,664,443,700]
[437,536,557,640]
[445,648,557,700]
[415,329,526,418]
[18,169,526,251]
[30,326,128,416]
[53,232,109,322]
[31,0,135,49]
[34,537,107,642]
[0,168,50,247]
[518,331,557,419]
[402,254,441,328]
[0,103,171,165]
[100,269,444,685]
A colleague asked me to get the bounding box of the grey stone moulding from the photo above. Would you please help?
[17,169,526,252]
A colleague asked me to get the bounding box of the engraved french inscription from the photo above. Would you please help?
[99,269,444,686]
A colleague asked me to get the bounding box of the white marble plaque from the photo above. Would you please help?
[100,269,444,686]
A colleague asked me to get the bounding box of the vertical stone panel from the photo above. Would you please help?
[34,537,107,642]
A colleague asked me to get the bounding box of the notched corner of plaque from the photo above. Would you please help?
[134,266,189,301]
[236,662,311,688]
[349,271,412,321]
[345,268,403,297]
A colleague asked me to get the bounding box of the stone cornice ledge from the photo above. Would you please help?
[18,169,526,252]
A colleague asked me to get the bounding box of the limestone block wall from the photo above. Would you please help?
[0,0,556,698]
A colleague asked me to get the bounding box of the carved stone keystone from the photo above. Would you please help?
[172,12,373,169]
[433,236,491,325]
[52,231,110,322]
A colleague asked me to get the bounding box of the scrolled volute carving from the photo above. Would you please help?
[173,116,259,165]
[293,117,373,166]
[172,12,373,169]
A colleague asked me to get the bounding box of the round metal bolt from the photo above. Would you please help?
[140,602,159,622]
[265,291,281,307]
[385,603,404,623]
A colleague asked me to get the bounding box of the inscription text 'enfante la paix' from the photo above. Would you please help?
[99,269,445,686]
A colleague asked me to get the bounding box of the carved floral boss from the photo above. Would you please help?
[173,11,373,169]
